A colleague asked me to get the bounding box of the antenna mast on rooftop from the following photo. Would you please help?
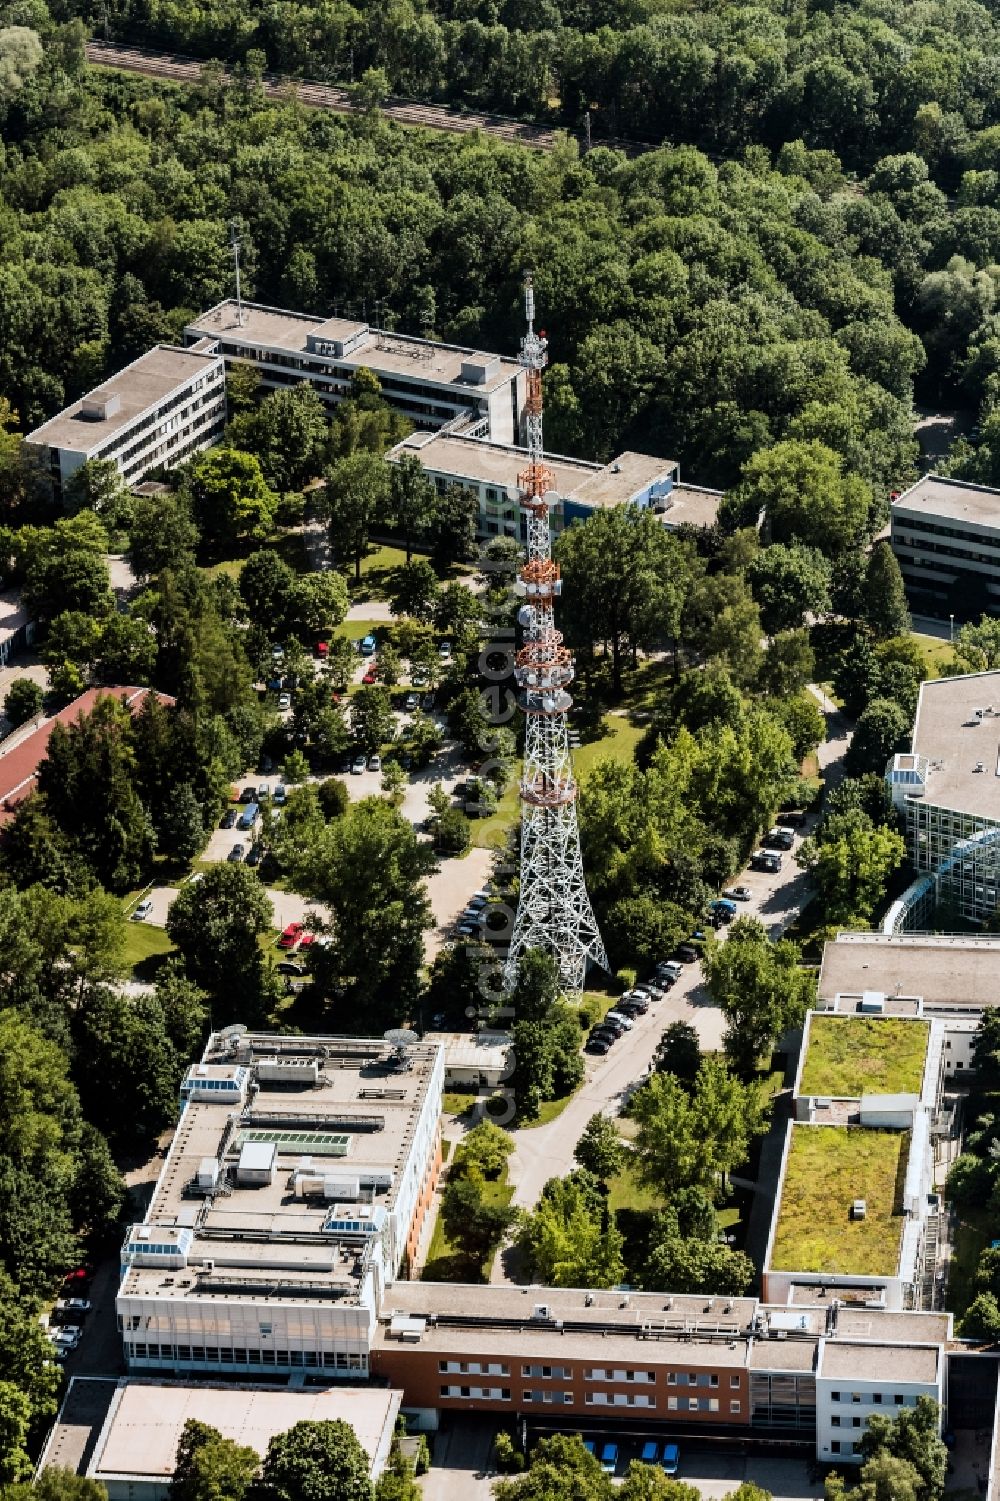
[504,272,608,998]
[229,222,245,328]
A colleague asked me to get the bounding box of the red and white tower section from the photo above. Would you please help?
[504,274,609,996]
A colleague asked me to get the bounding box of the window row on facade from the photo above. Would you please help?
[435,1360,737,1386]
[125,1342,367,1369]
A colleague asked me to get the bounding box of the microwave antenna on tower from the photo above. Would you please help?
[504,271,608,997]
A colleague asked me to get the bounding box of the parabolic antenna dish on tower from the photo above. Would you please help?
[542,489,560,508]
[506,485,520,503]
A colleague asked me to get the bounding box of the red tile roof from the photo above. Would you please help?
[0,686,175,823]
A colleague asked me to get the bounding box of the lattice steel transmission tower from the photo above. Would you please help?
[504,274,609,996]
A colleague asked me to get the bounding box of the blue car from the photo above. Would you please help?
[582,1440,596,1457]
[360,634,377,656]
[599,1443,618,1475]
[662,1443,680,1476]
[640,1441,659,1464]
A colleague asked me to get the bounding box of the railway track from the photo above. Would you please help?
[85,39,567,150]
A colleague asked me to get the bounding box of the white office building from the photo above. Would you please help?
[185,302,525,443]
[891,474,1000,616]
[387,430,721,542]
[815,1339,944,1465]
[116,1029,444,1380]
[887,671,1000,922]
[26,345,226,497]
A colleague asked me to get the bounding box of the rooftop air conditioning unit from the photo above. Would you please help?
[851,1199,867,1221]
[532,1304,550,1320]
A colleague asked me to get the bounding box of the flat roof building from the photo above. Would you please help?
[185,302,525,445]
[116,1029,444,1382]
[891,474,1000,617]
[424,1031,511,1090]
[26,345,226,497]
[84,1379,401,1499]
[386,430,722,542]
[818,931,1000,1014]
[887,671,1000,922]
[370,1281,948,1461]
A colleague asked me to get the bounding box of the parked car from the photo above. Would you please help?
[276,960,306,976]
[360,634,377,656]
[352,755,366,774]
[246,843,264,868]
[277,692,292,712]
[585,1037,610,1056]
[404,693,419,711]
[662,1443,680,1476]
[595,1017,626,1036]
[273,784,287,804]
[132,898,153,921]
[50,1327,81,1352]
[412,667,430,687]
[315,641,328,659]
[221,807,238,828]
[640,1442,660,1466]
[421,693,436,711]
[438,640,452,660]
[237,803,260,830]
[362,666,379,685]
[776,809,807,828]
[240,786,257,803]
[278,922,303,950]
[583,1440,597,1457]
[709,897,738,922]
[674,944,699,963]
[724,885,753,901]
[763,826,794,851]
[605,1010,634,1030]
[227,844,245,862]
[750,849,782,873]
[599,1444,618,1476]
[54,1298,91,1323]
[368,754,381,772]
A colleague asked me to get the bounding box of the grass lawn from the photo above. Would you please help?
[573,713,645,782]
[121,921,175,980]
[947,1211,992,1321]
[470,770,521,850]
[771,1125,908,1276]
[334,618,384,643]
[799,1015,930,1099]
[607,1159,665,1217]
[913,632,957,678]
[523,1089,578,1128]
[422,1168,513,1283]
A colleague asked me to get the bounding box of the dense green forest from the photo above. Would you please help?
[6,5,1000,494]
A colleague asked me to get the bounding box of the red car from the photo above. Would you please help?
[315,641,329,658]
[277,922,303,950]
[362,666,378,685]
[299,931,316,948]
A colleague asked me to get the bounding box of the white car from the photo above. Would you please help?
[605,1010,634,1030]
[55,1298,92,1317]
[438,640,451,660]
[50,1327,81,1350]
[278,692,291,711]
[132,898,153,921]
[368,754,381,772]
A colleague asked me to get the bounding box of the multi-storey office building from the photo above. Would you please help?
[185,302,525,443]
[371,1282,948,1463]
[25,345,226,498]
[890,474,1000,616]
[386,431,722,542]
[116,1030,444,1380]
[887,671,1000,922]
